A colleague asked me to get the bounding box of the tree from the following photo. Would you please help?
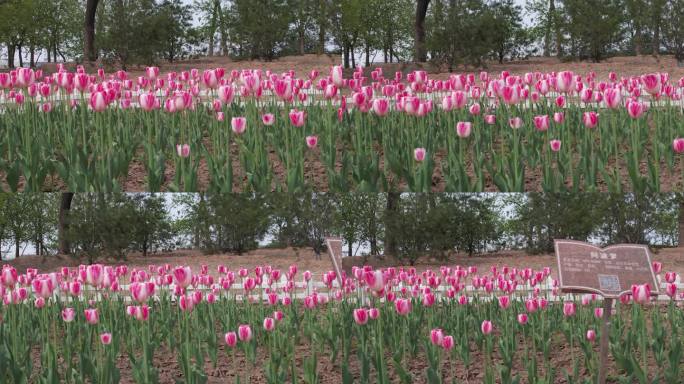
[129,194,173,257]
[561,0,624,62]
[414,0,431,62]
[489,0,532,63]
[58,192,74,255]
[663,0,684,65]
[84,0,100,61]
[226,0,292,60]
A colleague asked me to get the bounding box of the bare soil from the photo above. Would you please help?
[5,246,684,280]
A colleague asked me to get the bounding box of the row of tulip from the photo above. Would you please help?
[1,261,683,383]
[1,66,684,192]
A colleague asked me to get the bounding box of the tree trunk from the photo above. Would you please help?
[384,191,400,257]
[343,44,350,68]
[550,0,562,57]
[58,192,74,255]
[29,44,35,67]
[299,28,306,55]
[679,201,684,247]
[84,0,100,62]
[7,43,15,68]
[18,45,23,67]
[15,234,19,259]
[365,43,370,67]
[215,0,228,56]
[414,0,430,62]
[351,44,356,68]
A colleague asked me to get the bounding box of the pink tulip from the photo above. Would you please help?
[225,331,238,347]
[441,335,454,350]
[372,98,390,116]
[368,307,380,320]
[139,93,158,111]
[563,302,576,317]
[84,308,99,324]
[582,112,599,128]
[353,308,369,325]
[331,65,344,87]
[469,103,481,116]
[179,294,194,312]
[498,295,510,309]
[130,282,154,303]
[238,324,252,341]
[395,298,411,315]
[550,139,562,152]
[456,122,472,138]
[34,297,46,309]
[262,113,275,126]
[556,71,575,93]
[626,100,646,119]
[289,110,306,127]
[176,144,190,158]
[652,262,662,274]
[666,283,677,298]
[414,147,426,162]
[484,115,496,125]
[89,91,108,112]
[665,272,677,283]
[594,308,604,318]
[173,266,193,287]
[231,117,247,134]
[263,301,279,315]
[100,332,112,345]
[31,278,53,299]
[218,85,235,104]
[533,115,550,131]
[146,66,159,79]
[1,267,17,288]
[263,317,276,332]
[202,69,219,89]
[481,320,493,335]
[631,284,651,304]
[586,329,596,342]
[555,95,566,108]
[673,139,684,153]
[517,313,528,325]
[641,73,661,95]
[430,328,444,345]
[324,84,338,99]
[306,135,318,149]
[508,117,523,129]
[553,112,565,124]
[62,307,75,322]
[128,305,150,321]
[603,88,622,108]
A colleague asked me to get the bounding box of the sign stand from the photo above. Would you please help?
[554,240,660,384]
[325,237,344,287]
[598,298,613,384]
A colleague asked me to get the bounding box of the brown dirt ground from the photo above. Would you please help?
[5,246,684,281]
[41,53,684,81]
[19,55,684,192]
[12,246,684,383]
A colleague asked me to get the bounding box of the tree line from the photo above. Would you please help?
[0,193,679,265]
[1,0,683,69]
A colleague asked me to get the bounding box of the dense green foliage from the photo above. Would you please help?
[2,0,684,67]
[0,193,679,263]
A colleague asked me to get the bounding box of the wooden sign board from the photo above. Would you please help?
[554,240,659,298]
[325,237,344,286]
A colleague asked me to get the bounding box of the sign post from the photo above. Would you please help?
[325,237,344,287]
[554,240,659,384]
